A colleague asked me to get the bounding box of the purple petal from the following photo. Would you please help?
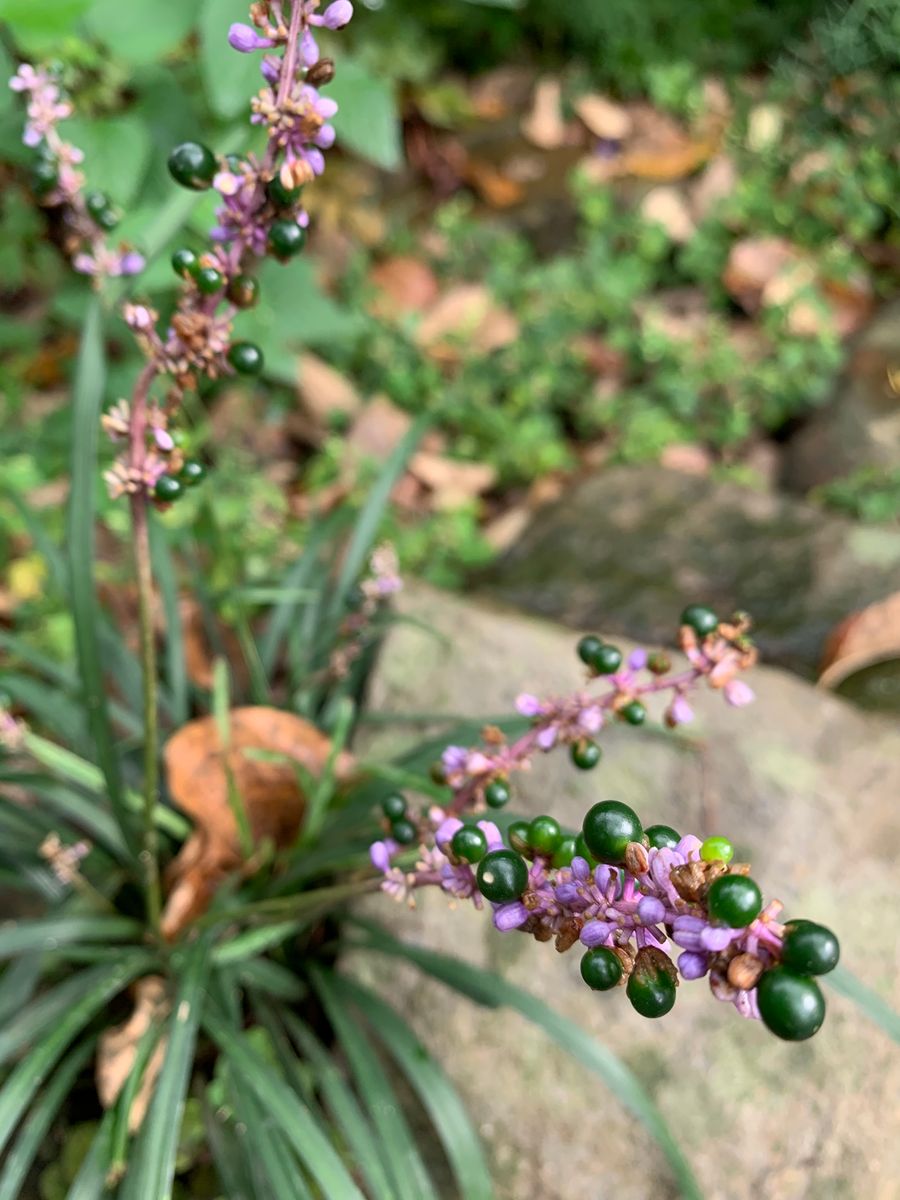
[668,694,694,726]
[493,901,529,931]
[724,679,755,708]
[571,856,591,882]
[554,882,580,905]
[700,925,737,952]
[317,96,339,120]
[322,0,354,28]
[228,22,275,52]
[369,841,391,872]
[637,896,666,925]
[315,124,336,149]
[593,864,617,893]
[515,693,543,717]
[261,55,281,84]
[676,834,703,860]
[300,28,319,67]
[435,817,463,848]
[476,819,503,851]
[628,648,648,671]
[677,950,709,980]
[536,724,558,751]
[119,250,145,276]
[580,920,613,947]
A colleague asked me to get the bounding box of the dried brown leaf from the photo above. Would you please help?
[640,186,696,243]
[96,976,170,1133]
[573,94,632,140]
[521,78,568,150]
[415,284,519,361]
[819,592,900,689]
[368,256,440,319]
[297,353,362,430]
[346,394,413,462]
[409,451,497,510]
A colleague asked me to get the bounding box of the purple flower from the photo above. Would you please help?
[700,924,738,952]
[370,840,395,872]
[435,816,463,848]
[261,55,281,84]
[628,648,648,671]
[670,915,706,951]
[322,0,354,29]
[300,27,319,67]
[228,22,276,52]
[677,950,709,980]
[442,745,469,774]
[580,919,613,947]
[724,679,755,708]
[515,693,544,717]
[637,896,666,925]
[667,693,694,726]
[476,819,504,851]
[494,901,529,931]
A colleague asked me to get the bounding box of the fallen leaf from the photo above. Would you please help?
[416,284,519,361]
[521,78,568,150]
[640,186,696,243]
[574,94,632,140]
[297,353,362,431]
[723,237,803,314]
[819,592,900,690]
[461,157,526,208]
[161,707,355,939]
[469,65,535,121]
[621,103,719,181]
[346,394,413,462]
[368,256,439,319]
[690,155,737,220]
[96,976,169,1133]
[409,451,497,510]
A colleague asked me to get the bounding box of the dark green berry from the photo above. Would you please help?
[570,739,601,771]
[226,274,259,308]
[551,836,577,869]
[576,635,604,667]
[574,833,598,866]
[484,779,511,809]
[451,824,488,864]
[507,820,531,855]
[179,459,206,487]
[681,604,719,638]
[192,266,224,295]
[581,946,623,991]
[528,815,561,857]
[85,190,118,229]
[781,920,840,976]
[626,949,677,1018]
[31,158,58,197]
[619,700,646,726]
[154,475,183,503]
[707,874,763,928]
[168,141,217,190]
[429,761,447,786]
[268,218,307,260]
[95,205,120,231]
[582,800,642,865]
[476,849,529,903]
[171,248,197,277]
[645,824,680,850]
[227,341,265,376]
[577,636,622,675]
[267,175,303,208]
[381,793,407,821]
[757,967,825,1041]
[391,817,418,846]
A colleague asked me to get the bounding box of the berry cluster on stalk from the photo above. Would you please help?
[370,607,839,1041]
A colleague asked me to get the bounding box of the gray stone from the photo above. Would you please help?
[782,301,900,493]
[353,585,900,1200]
[476,465,900,679]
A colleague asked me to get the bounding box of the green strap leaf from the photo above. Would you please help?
[827,963,900,1044]
[353,921,703,1200]
[0,962,119,1066]
[231,1076,312,1200]
[66,1106,116,1200]
[149,517,188,728]
[0,956,42,1027]
[0,915,142,962]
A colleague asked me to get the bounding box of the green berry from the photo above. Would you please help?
[31,158,58,197]
[707,874,762,928]
[172,248,197,277]
[645,824,680,850]
[154,475,183,503]
[391,817,418,846]
[700,836,734,864]
[757,967,825,1041]
[96,206,120,231]
[528,815,561,856]
[227,341,265,376]
[168,141,217,190]
[582,800,642,865]
[577,636,622,675]
[551,836,577,869]
[193,266,224,295]
[570,739,601,771]
[626,950,677,1018]
[574,833,598,866]
[85,190,118,228]
[267,175,303,208]
[180,460,206,487]
[484,779,511,809]
[507,820,531,855]
[380,794,407,821]
[452,824,488,864]
[619,700,646,726]
[476,849,529,903]
[581,946,623,991]
[681,604,719,638]
[781,920,840,976]
[268,218,307,260]
[226,274,259,308]
[576,634,603,667]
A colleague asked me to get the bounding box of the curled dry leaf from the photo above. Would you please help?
[161,707,355,939]
[819,592,900,691]
[297,352,362,431]
[521,77,568,150]
[461,157,526,208]
[96,976,170,1133]
[409,451,497,510]
[346,394,413,463]
[574,93,632,140]
[368,256,440,319]
[415,283,519,362]
[640,186,696,243]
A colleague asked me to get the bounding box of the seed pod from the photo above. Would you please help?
[307,57,335,86]
[727,952,765,991]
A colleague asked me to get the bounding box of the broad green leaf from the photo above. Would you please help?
[329,59,403,170]
[200,0,262,119]
[64,115,153,208]
[332,975,494,1200]
[355,922,703,1200]
[0,915,141,962]
[309,966,438,1200]
[84,0,201,64]
[121,937,211,1200]
[827,963,900,1044]
[0,0,91,49]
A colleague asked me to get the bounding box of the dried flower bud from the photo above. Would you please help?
[624,840,649,875]
[307,57,336,86]
[727,952,765,990]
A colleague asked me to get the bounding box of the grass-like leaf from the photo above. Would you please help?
[231,1075,312,1200]
[0,956,42,1027]
[149,516,189,728]
[0,769,129,861]
[0,915,141,962]
[66,1106,116,1200]
[353,921,703,1200]
[827,963,900,1045]
[0,963,119,1066]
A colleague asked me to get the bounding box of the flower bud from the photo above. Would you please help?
[323,0,354,29]
[228,22,275,52]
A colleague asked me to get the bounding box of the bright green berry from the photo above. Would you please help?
[700,836,734,864]
[528,815,561,856]
[681,604,719,638]
[781,920,840,976]
[582,800,642,865]
[757,967,825,1041]
[707,874,762,928]
[581,946,623,991]
[452,824,488,864]
[476,849,528,903]
[381,793,407,821]
[391,817,418,846]
[507,820,531,855]
[226,274,259,308]
[193,266,224,295]
[268,218,307,260]
[154,475,183,503]
[626,950,677,1018]
[179,460,206,487]
[619,700,646,726]
[171,247,197,277]
[645,824,680,850]
[227,342,265,376]
[551,836,577,869]
[168,141,217,190]
[267,175,304,208]
[570,740,602,770]
[484,779,511,809]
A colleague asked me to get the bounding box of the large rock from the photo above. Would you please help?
[476,466,900,678]
[352,585,900,1200]
[782,301,900,493]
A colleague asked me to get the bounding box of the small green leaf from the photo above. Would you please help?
[329,59,403,170]
[0,0,92,49]
[827,963,900,1045]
